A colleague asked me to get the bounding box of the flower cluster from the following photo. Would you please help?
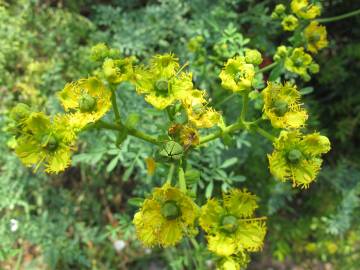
[271,0,328,63]
[274,46,319,81]
[219,50,263,92]
[261,80,330,187]
[268,131,330,188]
[134,186,266,269]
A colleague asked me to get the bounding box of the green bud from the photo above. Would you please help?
[159,141,184,161]
[309,63,320,74]
[273,100,288,117]
[155,79,169,93]
[10,103,31,122]
[161,200,181,220]
[274,4,286,15]
[78,93,97,112]
[245,49,263,65]
[90,43,109,61]
[287,149,303,163]
[42,135,59,152]
[221,215,238,233]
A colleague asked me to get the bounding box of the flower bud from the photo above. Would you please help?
[309,63,320,74]
[10,103,31,122]
[274,4,286,15]
[245,49,263,65]
[287,149,303,163]
[78,93,97,112]
[161,200,181,220]
[221,215,238,233]
[158,141,184,162]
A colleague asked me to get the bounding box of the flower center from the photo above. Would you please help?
[155,79,169,94]
[309,33,321,43]
[221,215,238,233]
[41,135,59,152]
[78,93,97,113]
[273,100,288,117]
[287,149,303,163]
[161,200,181,220]
[234,71,245,83]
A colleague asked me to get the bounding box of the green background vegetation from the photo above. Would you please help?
[0,0,359,269]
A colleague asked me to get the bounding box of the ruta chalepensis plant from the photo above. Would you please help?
[10,0,360,267]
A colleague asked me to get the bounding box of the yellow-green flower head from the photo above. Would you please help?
[135,54,195,110]
[9,103,31,124]
[133,183,198,247]
[219,56,255,92]
[281,15,299,31]
[304,21,328,54]
[14,112,77,174]
[57,77,112,129]
[284,47,314,81]
[291,0,321,19]
[183,90,220,128]
[103,57,135,84]
[217,253,250,270]
[262,82,308,129]
[273,46,288,61]
[187,35,205,52]
[268,130,331,188]
[199,189,266,257]
[90,43,120,61]
[245,49,263,65]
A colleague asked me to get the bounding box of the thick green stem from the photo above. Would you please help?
[257,62,277,74]
[97,120,160,145]
[110,88,122,125]
[199,122,243,144]
[240,92,249,123]
[166,163,175,184]
[317,9,360,23]
[253,126,276,142]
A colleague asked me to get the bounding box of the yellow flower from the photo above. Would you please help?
[103,57,135,84]
[262,81,308,129]
[135,54,194,110]
[281,15,298,31]
[304,21,328,54]
[199,189,266,257]
[14,112,77,174]
[284,47,315,81]
[268,130,331,188]
[182,90,220,128]
[273,46,288,61]
[57,77,112,129]
[217,254,250,270]
[219,56,255,92]
[133,183,198,247]
[291,0,321,19]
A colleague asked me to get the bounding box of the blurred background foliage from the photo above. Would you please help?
[0,0,359,269]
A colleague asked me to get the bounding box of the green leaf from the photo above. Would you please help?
[300,87,314,95]
[220,157,238,168]
[128,197,144,207]
[205,181,214,198]
[269,63,283,81]
[106,156,119,173]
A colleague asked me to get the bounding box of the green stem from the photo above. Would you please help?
[97,120,161,145]
[178,166,187,192]
[166,163,175,184]
[214,93,236,108]
[240,216,267,222]
[240,92,249,123]
[199,122,243,144]
[110,88,121,125]
[317,9,360,23]
[257,62,277,74]
[254,126,276,142]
